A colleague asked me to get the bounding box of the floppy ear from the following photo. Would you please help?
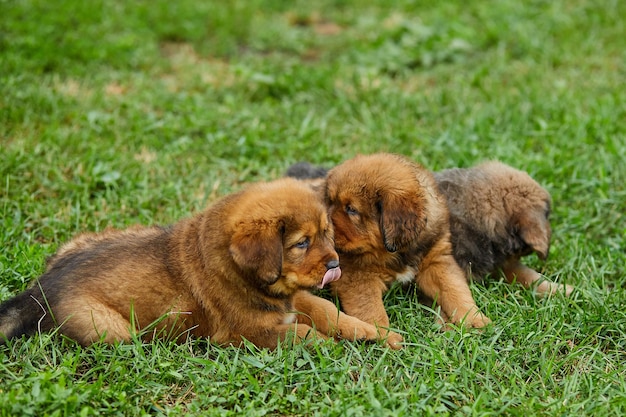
[517,211,551,260]
[379,191,427,252]
[230,222,284,284]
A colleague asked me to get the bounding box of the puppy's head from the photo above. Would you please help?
[228,178,340,295]
[480,162,552,259]
[325,153,434,255]
[512,186,552,260]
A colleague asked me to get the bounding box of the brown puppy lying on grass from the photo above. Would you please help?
[288,153,491,345]
[0,178,391,349]
[435,161,574,296]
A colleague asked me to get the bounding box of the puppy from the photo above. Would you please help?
[287,154,490,340]
[434,161,573,296]
[0,178,391,349]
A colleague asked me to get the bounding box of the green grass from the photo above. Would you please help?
[1,0,625,415]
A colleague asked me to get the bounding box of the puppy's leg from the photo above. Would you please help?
[503,258,574,296]
[332,277,403,346]
[57,297,133,345]
[334,277,390,327]
[417,241,491,328]
[293,291,402,349]
[242,322,328,350]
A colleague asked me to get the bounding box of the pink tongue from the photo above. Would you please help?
[319,267,342,289]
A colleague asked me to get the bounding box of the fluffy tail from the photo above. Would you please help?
[0,287,55,343]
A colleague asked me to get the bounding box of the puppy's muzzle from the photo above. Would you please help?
[326,259,339,270]
[319,260,341,289]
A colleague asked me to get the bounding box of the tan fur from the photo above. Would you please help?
[0,178,393,349]
[323,153,490,344]
[436,161,573,296]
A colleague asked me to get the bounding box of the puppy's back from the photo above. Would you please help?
[0,226,184,344]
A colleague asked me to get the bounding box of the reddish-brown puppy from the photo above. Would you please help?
[435,161,574,296]
[322,153,490,338]
[0,178,388,349]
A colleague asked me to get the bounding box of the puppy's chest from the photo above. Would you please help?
[394,267,417,285]
[388,252,420,285]
[282,313,297,325]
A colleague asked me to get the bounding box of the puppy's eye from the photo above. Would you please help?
[345,205,359,216]
[294,238,310,249]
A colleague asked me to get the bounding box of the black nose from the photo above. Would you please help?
[326,259,339,270]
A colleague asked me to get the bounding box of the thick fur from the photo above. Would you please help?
[289,160,573,298]
[287,154,490,343]
[0,178,391,349]
[435,161,573,296]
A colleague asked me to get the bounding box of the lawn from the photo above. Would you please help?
[1,0,625,415]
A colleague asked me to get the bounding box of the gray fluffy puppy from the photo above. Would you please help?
[434,161,573,296]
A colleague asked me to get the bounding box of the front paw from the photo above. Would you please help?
[384,330,403,350]
[358,325,404,350]
[563,284,575,297]
[445,307,491,329]
[338,320,378,341]
[549,282,575,297]
[535,280,575,297]
[463,311,491,328]
[337,319,404,349]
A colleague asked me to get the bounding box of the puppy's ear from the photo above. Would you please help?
[379,191,427,252]
[517,211,551,260]
[230,222,284,283]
